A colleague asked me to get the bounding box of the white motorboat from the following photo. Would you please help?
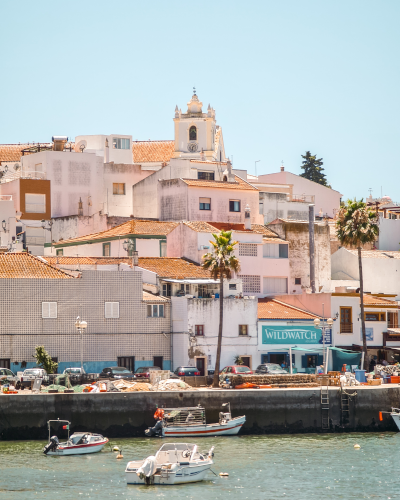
[125,443,214,485]
[390,408,400,430]
[145,402,246,438]
[43,419,109,456]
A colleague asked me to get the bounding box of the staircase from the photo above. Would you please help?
[321,386,330,430]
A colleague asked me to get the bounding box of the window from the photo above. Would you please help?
[199,197,211,210]
[103,243,111,257]
[189,126,197,141]
[113,183,125,195]
[162,283,171,297]
[42,302,57,319]
[229,200,241,212]
[239,243,257,256]
[118,356,135,372]
[112,137,130,149]
[388,312,399,328]
[195,325,204,336]
[365,312,386,322]
[229,283,237,290]
[180,284,190,294]
[340,307,352,333]
[147,304,164,317]
[0,359,10,369]
[56,249,63,257]
[239,325,248,336]
[26,227,45,246]
[263,277,288,295]
[295,278,301,285]
[240,275,261,293]
[198,171,214,181]
[105,302,119,318]
[25,193,46,213]
[160,241,167,257]
[263,243,288,259]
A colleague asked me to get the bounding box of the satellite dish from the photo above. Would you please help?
[75,140,87,153]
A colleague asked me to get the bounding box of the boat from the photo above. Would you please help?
[43,419,109,455]
[387,408,400,430]
[145,402,246,437]
[125,442,214,485]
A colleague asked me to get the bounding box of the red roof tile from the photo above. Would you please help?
[132,141,174,163]
[181,176,257,191]
[0,253,75,279]
[138,257,212,279]
[258,298,319,320]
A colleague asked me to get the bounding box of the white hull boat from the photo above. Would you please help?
[43,419,108,456]
[126,443,214,485]
[390,408,400,430]
[146,402,246,438]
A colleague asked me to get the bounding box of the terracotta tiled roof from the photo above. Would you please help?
[189,160,228,165]
[44,256,132,266]
[182,221,281,239]
[347,250,400,260]
[0,253,75,279]
[181,175,257,191]
[251,224,280,238]
[54,220,179,246]
[138,257,212,279]
[132,140,174,163]
[183,221,219,233]
[258,298,319,320]
[363,294,398,306]
[0,143,75,163]
[142,291,169,302]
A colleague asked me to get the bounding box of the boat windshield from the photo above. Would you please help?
[159,443,195,451]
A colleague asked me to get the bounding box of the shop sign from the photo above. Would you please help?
[262,325,332,345]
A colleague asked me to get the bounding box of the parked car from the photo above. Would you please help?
[63,367,86,383]
[20,368,48,389]
[135,366,161,378]
[220,365,253,376]
[255,363,288,375]
[174,366,201,376]
[98,366,136,380]
[0,368,20,389]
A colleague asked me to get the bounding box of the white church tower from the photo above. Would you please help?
[172,89,226,162]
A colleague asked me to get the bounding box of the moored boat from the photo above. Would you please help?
[125,443,214,485]
[145,402,246,437]
[43,419,109,456]
[389,408,400,430]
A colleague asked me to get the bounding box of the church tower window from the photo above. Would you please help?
[189,126,197,141]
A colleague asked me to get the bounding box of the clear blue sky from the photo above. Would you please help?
[1,0,399,200]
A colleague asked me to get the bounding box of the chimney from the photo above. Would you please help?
[280,164,285,172]
[309,204,316,293]
[52,136,68,152]
[78,197,83,216]
[244,204,251,230]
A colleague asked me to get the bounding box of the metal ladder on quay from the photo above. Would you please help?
[321,386,330,430]
[340,389,350,426]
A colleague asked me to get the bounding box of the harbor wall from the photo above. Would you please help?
[0,386,398,440]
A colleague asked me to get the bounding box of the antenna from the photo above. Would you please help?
[368,188,373,197]
[193,86,196,95]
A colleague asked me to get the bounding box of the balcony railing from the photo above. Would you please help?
[291,194,315,203]
[340,323,353,333]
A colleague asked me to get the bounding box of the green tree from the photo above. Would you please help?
[34,345,58,374]
[300,151,328,186]
[202,231,240,387]
[336,200,379,369]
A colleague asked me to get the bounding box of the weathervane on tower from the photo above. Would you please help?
[193,86,197,96]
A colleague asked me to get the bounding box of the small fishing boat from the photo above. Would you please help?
[43,419,109,455]
[388,408,400,430]
[125,443,214,485]
[145,402,245,437]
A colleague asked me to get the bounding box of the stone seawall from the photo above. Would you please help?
[0,386,398,440]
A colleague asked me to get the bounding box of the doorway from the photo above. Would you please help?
[118,356,135,372]
[0,359,10,369]
[153,356,163,369]
[195,357,206,376]
[240,356,251,369]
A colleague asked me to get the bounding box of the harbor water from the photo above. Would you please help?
[1,433,399,499]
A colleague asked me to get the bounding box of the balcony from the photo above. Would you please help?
[291,194,315,204]
[340,323,353,334]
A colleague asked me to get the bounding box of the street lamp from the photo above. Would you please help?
[314,315,333,374]
[75,316,87,370]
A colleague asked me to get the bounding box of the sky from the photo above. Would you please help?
[1,0,399,201]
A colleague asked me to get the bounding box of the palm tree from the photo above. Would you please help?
[202,230,240,387]
[336,199,379,369]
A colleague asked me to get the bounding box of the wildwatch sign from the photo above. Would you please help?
[262,325,332,345]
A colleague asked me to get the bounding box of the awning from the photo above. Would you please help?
[162,279,220,284]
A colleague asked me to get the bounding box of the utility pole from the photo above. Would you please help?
[309,204,316,293]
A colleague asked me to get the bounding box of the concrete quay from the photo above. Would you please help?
[0,386,398,440]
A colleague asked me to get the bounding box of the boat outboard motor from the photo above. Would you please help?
[43,435,59,454]
[145,419,163,437]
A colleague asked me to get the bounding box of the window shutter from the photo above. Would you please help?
[301,355,307,368]
[279,244,288,258]
[159,305,164,317]
[42,302,49,318]
[49,302,57,319]
[147,305,152,317]
[112,302,119,318]
[105,302,112,318]
[317,355,324,366]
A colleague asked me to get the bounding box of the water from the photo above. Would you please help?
[0,434,399,499]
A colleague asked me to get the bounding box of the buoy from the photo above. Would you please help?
[113,446,120,452]
[116,453,123,459]
[219,472,229,477]
[354,444,361,449]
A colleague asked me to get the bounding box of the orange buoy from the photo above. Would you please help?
[154,408,165,420]
[379,411,383,421]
